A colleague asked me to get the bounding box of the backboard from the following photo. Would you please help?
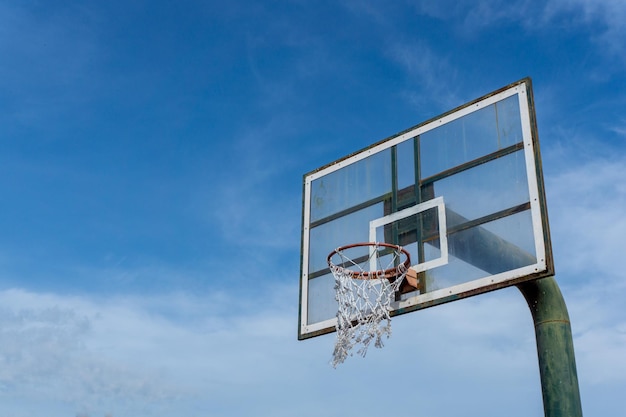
[299,78,553,340]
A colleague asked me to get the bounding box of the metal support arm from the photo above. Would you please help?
[517,276,583,417]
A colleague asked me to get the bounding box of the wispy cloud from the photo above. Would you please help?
[386,41,462,113]
[545,0,626,58]
[205,118,302,256]
[405,0,626,70]
[608,119,626,137]
[546,153,626,284]
[0,286,299,416]
[0,290,186,415]
[1,200,624,416]
[541,141,626,398]
[0,282,548,416]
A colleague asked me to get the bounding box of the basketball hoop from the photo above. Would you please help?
[327,242,417,367]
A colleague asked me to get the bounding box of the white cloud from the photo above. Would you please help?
[0,281,329,414]
[0,290,187,415]
[0,285,540,416]
[540,143,626,403]
[1,240,624,417]
[547,154,626,284]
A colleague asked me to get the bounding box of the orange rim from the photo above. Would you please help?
[327,242,411,280]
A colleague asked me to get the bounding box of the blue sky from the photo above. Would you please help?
[0,1,625,416]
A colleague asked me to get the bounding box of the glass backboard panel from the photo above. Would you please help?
[299,79,553,340]
[432,150,529,222]
[309,148,392,223]
[419,94,523,178]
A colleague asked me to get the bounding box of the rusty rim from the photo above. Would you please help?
[327,242,411,280]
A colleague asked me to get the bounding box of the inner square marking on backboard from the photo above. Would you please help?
[368,196,448,274]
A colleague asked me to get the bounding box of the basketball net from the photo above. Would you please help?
[328,243,410,367]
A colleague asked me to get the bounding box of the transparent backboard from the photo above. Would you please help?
[299,78,553,340]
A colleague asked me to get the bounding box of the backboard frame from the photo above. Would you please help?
[299,78,553,340]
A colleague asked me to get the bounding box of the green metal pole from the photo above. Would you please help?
[517,276,583,417]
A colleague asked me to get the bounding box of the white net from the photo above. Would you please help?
[328,243,410,367]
